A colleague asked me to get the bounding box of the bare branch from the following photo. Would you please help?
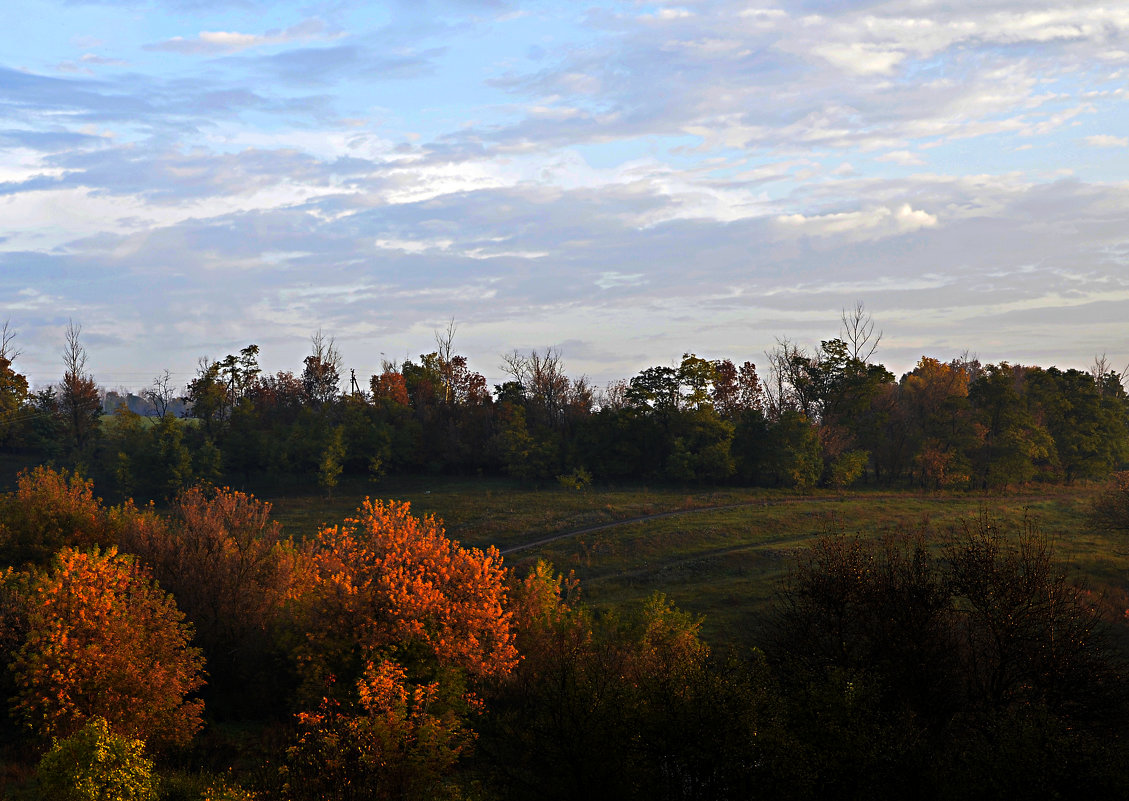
[62,319,88,379]
[840,300,882,363]
[435,319,457,365]
[145,369,176,419]
[0,319,19,363]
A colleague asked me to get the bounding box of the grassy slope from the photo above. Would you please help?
[267,478,1125,648]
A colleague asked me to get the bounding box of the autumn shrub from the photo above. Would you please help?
[296,499,516,699]
[0,466,114,568]
[480,564,789,801]
[117,486,310,718]
[36,716,158,801]
[10,546,205,751]
[283,660,472,801]
[282,500,514,798]
[1089,471,1129,533]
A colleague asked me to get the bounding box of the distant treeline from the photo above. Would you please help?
[1,319,1127,500]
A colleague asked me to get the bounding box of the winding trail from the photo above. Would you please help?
[500,499,778,556]
[498,490,967,556]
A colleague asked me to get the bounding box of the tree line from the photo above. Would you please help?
[1,314,1127,502]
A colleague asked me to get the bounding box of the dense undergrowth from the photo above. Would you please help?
[1,467,1129,799]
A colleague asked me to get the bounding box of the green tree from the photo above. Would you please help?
[36,716,159,801]
[765,411,822,488]
[186,360,229,435]
[1028,367,1129,483]
[0,352,29,450]
[319,428,346,499]
[969,364,1056,488]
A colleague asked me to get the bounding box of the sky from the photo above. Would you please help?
[2,0,1129,392]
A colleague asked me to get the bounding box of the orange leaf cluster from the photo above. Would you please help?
[298,499,516,697]
[0,467,114,567]
[11,546,205,750]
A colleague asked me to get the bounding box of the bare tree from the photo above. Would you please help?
[145,369,177,420]
[501,347,576,428]
[62,320,87,379]
[950,351,983,384]
[435,319,457,367]
[0,319,19,363]
[840,300,882,363]
[1090,352,1128,397]
[597,379,629,411]
[434,319,458,404]
[60,320,101,450]
[303,330,343,407]
[764,337,817,419]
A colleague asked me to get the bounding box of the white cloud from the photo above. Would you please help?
[652,8,694,20]
[596,272,646,289]
[876,150,926,166]
[775,203,938,239]
[148,19,331,55]
[1085,134,1129,147]
[812,43,906,75]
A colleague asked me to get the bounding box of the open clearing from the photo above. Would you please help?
[268,478,1123,647]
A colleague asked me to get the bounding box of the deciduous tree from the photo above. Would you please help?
[59,320,101,452]
[0,466,114,568]
[117,486,307,717]
[302,330,342,408]
[10,546,205,750]
[0,320,28,449]
[297,499,516,700]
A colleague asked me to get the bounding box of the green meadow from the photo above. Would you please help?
[268,479,1125,647]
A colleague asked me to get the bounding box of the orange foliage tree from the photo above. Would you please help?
[297,499,516,696]
[0,466,114,567]
[285,499,515,797]
[117,486,310,716]
[10,546,205,751]
[284,659,474,801]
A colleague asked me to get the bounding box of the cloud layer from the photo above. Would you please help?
[2,0,1128,388]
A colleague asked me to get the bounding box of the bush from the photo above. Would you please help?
[11,547,205,750]
[117,486,307,718]
[764,515,1129,799]
[1089,471,1129,533]
[556,467,592,491]
[36,716,158,801]
[0,467,113,568]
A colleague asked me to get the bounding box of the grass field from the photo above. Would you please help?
[267,478,1125,648]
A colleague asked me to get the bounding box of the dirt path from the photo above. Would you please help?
[498,490,986,556]
[500,499,782,556]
